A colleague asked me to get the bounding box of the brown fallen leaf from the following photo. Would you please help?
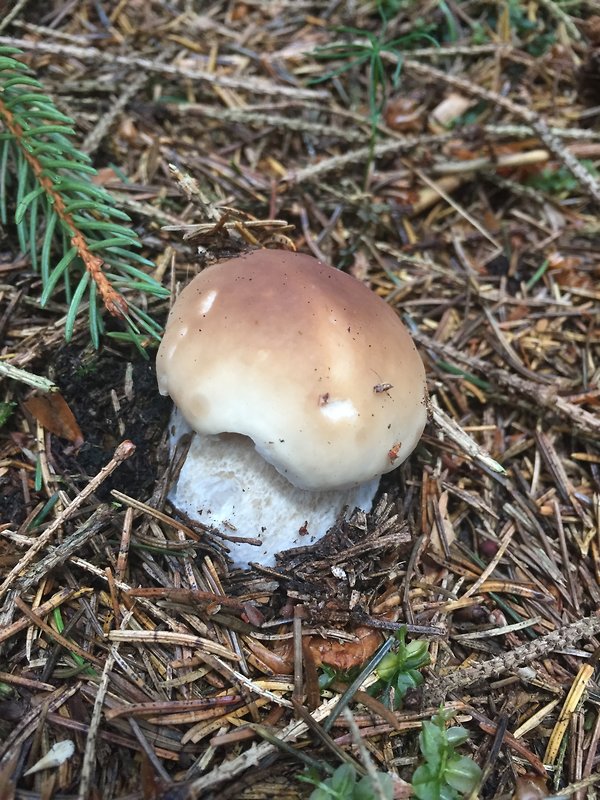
[308,626,383,671]
[24,393,84,448]
[512,774,549,800]
[91,166,121,186]
[248,625,384,675]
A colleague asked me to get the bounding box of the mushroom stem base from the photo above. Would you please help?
[169,420,379,568]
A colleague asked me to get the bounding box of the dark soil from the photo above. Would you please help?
[51,345,172,499]
[0,346,171,527]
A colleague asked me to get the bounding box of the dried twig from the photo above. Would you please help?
[0,36,328,100]
[428,615,600,700]
[0,441,135,600]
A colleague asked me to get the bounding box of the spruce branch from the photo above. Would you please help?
[0,46,168,348]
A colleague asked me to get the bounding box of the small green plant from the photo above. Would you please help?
[370,626,430,710]
[411,709,482,800]
[375,0,414,16]
[471,0,556,56]
[506,0,557,55]
[311,27,405,124]
[310,12,436,182]
[319,663,359,690]
[0,680,13,699]
[0,47,168,349]
[300,763,394,800]
[0,401,16,428]
[298,708,480,800]
[526,160,599,197]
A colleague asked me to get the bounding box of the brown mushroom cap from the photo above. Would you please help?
[156,249,427,491]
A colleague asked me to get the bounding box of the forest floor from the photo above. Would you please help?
[1,1,600,799]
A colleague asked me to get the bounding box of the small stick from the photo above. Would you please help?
[430,399,506,475]
[115,506,133,583]
[0,36,327,101]
[105,567,121,629]
[77,609,135,800]
[0,361,57,392]
[293,606,304,709]
[427,615,600,700]
[0,588,83,645]
[459,522,515,601]
[14,595,103,667]
[342,707,392,800]
[0,440,135,600]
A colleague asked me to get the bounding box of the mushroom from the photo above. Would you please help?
[156,249,427,567]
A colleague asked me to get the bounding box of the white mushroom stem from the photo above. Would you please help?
[169,413,379,568]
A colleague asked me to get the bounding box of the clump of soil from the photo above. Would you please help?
[50,345,171,500]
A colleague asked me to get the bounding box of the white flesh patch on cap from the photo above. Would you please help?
[168,410,378,568]
[319,398,358,422]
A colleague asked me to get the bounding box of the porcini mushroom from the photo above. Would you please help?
[156,249,427,567]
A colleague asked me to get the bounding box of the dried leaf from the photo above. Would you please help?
[512,774,549,800]
[307,626,382,671]
[429,93,473,131]
[91,166,120,186]
[24,393,84,448]
[384,94,424,132]
[23,740,75,776]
